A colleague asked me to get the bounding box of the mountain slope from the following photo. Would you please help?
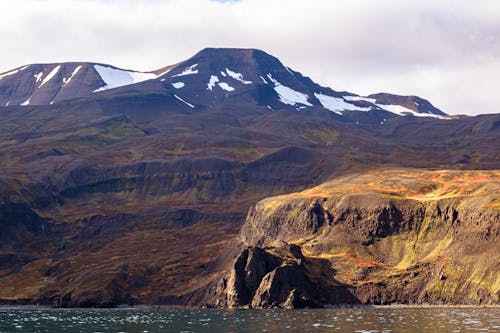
[1,48,447,121]
[0,62,172,106]
[0,98,496,306]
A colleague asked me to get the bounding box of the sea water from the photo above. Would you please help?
[0,307,498,332]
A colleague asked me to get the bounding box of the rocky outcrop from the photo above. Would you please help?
[208,244,359,308]
[222,246,317,308]
[241,194,425,247]
[212,170,500,307]
[0,202,65,248]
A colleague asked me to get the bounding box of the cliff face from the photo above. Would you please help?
[212,169,499,307]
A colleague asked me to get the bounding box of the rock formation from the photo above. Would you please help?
[210,169,499,307]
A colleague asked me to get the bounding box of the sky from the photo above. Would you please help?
[1,0,499,115]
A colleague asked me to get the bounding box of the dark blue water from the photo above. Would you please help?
[0,307,499,332]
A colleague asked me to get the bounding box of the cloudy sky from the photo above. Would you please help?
[1,0,499,115]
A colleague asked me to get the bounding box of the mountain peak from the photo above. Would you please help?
[182,47,282,73]
[193,47,270,58]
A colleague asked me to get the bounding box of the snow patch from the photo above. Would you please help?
[63,65,82,86]
[260,76,268,84]
[341,96,446,118]
[174,94,194,108]
[285,66,295,76]
[34,72,44,83]
[266,74,278,85]
[274,85,312,106]
[377,104,446,119]
[266,73,312,106]
[172,82,185,89]
[207,75,219,91]
[207,76,236,92]
[343,95,377,104]
[5,101,10,106]
[0,67,23,80]
[220,71,227,77]
[172,64,198,77]
[225,68,252,84]
[20,98,31,106]
[218,82,235,92]
[129,71,159,83]
[39,65,61,88]
[93,65,157,92]
[314,93,371,114]
[0,69,19,80]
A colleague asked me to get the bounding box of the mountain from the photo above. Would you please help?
[0,62,172,106]
[0,48,497,307]
[0,48,446,122]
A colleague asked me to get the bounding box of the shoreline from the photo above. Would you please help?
[1,304,499,310]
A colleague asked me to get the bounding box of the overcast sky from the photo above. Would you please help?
[1,0,499,115]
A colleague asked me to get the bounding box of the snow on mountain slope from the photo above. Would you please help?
[172,82,185,89]
[0,62,161,106]
[367,93,448,117]
[265,73,312,107]
[225,68,252,84]
[93,65,157,92]
[0,48,449,121]
[376,103,446,118]
[0,66,29,80]
[315,93,370,114]
[39,65,61,88]
[207,75,219,91]
[172,64,199,77]
[63,66,82,86]
[156,48,447,118]
[218,82,235,92]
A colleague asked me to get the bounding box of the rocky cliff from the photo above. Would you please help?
[210,169,499,307]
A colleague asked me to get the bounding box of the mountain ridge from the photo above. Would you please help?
[0,48,447,121]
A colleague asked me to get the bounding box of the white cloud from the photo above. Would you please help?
[0,0,499,115]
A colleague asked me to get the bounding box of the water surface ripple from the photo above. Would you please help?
[0,307,499,333]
